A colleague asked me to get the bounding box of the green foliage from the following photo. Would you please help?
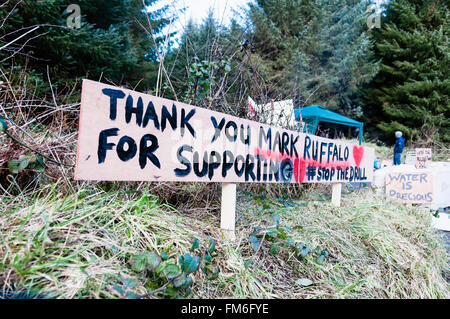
[0,0,174,96]
[131,252,161,272]
[0,118,7,133]
[190,237,199,251]
[163,12,243,114]
[127,237,219,299]
[112,277,139,299]
[248,205,329,265]
[1,184,449,299]
[363,0,450,144]
[8,154,45,174]
[244,0,378,116]
[1,118,48,175]
[183,58,232,104]
[295,1,379,117]
[179,254,200,274]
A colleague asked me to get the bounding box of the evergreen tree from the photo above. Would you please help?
[245,0,318,98]
[295,1,379,118]
[0,0,173,94]
[363,0,449,145]
[244,0,378,117]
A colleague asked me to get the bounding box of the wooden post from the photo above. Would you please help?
[331,183,342,207]
[220,183,236,241]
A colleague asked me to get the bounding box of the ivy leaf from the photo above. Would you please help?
[8,160,22,174]
[28,156,45,171]
[163,264,181,280]
[249,235,260,251]
[0,118,7,133]
[165,287,178,298]
[9,158,30,174]
[122,278,138,289]
[249,235,258,243]
[298,243,311,258]
[173,275,187,288]
[145,253,161,271]
[316,251,329,265]
[267,228,278,238]
[161,251,168,260]
[296,278,313,287]
[207,238,215,254]
[125,291,138,299]
[131,254,147,272]
[180,254,200,274]
[203,264,214,274]
[112,285,124,296]
[269,243,280,255]
[277,228,288,240]
[183,276,193,289]
[154,262,165,275]
[287,238,295,247]
[203,254,212,264]
[207,268,220,280]
[190,237,199,252]
[37,156,45,168]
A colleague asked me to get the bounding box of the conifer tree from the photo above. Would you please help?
[363,0,449,144]
[244,0,378,116]
[295,0,379,117]
[0,0,173,93]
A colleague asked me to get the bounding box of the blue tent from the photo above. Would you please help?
[294,105,364,145]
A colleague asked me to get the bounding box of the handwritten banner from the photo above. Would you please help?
[385,172,433,203]
[415,148,432,169]
[75,80,374,183]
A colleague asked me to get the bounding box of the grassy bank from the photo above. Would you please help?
[1,182,448,299]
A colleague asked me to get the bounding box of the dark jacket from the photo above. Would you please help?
[394,137,405,153]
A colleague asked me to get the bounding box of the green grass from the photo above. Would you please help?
[0,181,448,299]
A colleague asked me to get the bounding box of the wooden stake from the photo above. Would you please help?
[220,183,236,241]
[331,183,342,207]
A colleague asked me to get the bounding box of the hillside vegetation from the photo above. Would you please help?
[1,182,448,299]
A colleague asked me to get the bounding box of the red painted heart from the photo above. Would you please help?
[353,145,364,167]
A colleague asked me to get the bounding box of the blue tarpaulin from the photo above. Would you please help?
[294,105,364,145]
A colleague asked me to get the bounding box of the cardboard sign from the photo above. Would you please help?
[75,80,374,183]
[415,148,432,169]
[385,172,433,203]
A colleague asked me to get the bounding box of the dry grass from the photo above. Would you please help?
[0,181,448,299]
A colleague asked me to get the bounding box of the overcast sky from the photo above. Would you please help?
[149,0,388,46]
[150,0,249,28]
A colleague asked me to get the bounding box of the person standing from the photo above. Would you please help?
[393,131,405,165]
